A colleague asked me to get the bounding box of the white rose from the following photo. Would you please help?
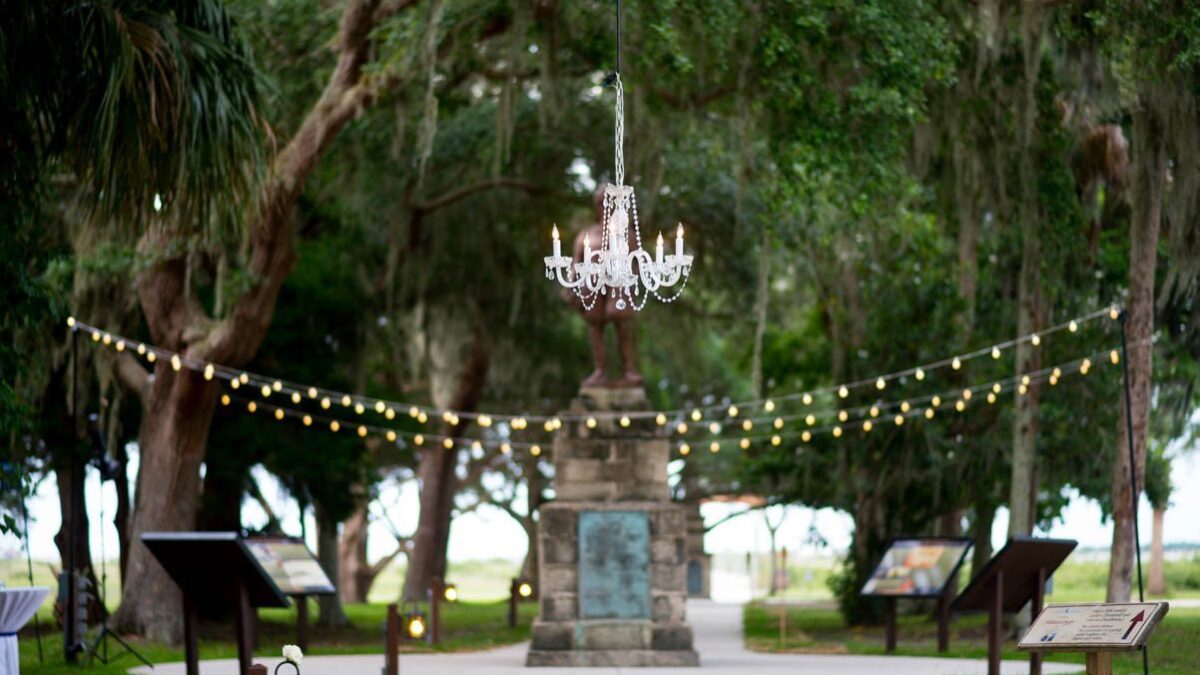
[282,644,303,664]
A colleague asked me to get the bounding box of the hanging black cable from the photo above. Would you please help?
[1118,310,1151,675]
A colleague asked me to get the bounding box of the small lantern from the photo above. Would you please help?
[405,611,427,640]
[442,583,459,603]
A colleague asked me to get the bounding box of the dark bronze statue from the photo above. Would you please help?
[563,183,642,389]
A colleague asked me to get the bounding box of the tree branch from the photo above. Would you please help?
[113,352,151,405]
[416,177,543,213]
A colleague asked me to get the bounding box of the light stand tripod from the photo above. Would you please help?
[81,416,151,669]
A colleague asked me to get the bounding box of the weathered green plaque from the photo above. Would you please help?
[578,511,650,619]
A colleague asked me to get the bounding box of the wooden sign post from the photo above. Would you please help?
[1018,602,1168,675]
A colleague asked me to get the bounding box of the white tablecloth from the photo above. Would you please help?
[0,587,50,675]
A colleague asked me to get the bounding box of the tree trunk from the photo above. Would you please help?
[970,501,996,579]
[111,0,406,640]
[1107,107,1163,602]
[1007,232,1042,537]
[315,503,350,627]
[113,434,132,584]
[111,369,218,642]
[1148,508,1165,596]
[339,504,373,604]
[403,330,490,601]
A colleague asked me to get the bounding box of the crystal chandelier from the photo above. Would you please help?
[543,4,692,311]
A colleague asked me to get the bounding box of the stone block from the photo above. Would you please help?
[556,481,615,501]
[652,623,695,650]
[554,438,612,462]
[574,620,651,650]
[541,593,578,621]
[541,564,578,594]
[557,458,604,484]
[649,508,686,536]
[650,536,684,564]
[618,480,668,501]
[651,563,685,592]
[528,649,699,667]
[530,621,572,651]
[541,537,577,565]
[651,592,687,622]
[539,506,577,539]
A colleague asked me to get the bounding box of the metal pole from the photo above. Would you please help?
[66,327,79,663]
[1118,310,1150,675]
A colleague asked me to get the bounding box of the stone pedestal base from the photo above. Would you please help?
[526,388,698,667]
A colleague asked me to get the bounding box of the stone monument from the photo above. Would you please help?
[526,387,699,667]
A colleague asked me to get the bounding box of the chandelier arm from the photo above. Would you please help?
[554,266,587,289]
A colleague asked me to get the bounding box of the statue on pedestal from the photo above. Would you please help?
[562,183,642,390]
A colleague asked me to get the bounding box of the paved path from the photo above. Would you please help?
[132,601,1082,674]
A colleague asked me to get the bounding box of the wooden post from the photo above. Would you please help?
[885,597,898,653]
[295,594,309,652]
[937,570,955,653]
[183,592,199,675]
[1030,568,1046,675]
[385,603,399,675]
[430,577,443,645]
[508,579,519,628]
[987,570,1004,675]
[1084,652,1113,675]
[779,603,787,646]
[234,580,254,675]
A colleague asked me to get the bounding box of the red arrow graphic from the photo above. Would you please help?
[1122,610,1146,640]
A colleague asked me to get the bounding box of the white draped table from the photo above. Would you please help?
[0,587,50,675]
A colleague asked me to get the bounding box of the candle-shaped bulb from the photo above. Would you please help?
[655,232,664,264]
[657,232,664,248]
[551,224,561,256]
[675,223,684,256]
[552,224,559,240]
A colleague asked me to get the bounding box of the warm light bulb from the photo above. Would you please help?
[728,405,739,417]
[308,387,318,398]
[303,415,313,426]
[228,375,237,388]
[987,393,996,404]
[801,431,812,442]
[709,422,720,434]
[275,409,285,420]
[802,393,813,405]
[832,426,843,438]
[620,416,631,428]
[247,401,257,413]
[170,354,181,371]
[221,394,230,406]
[862,420,873,432]
[992,346,1001,359]
[709,441,720,453]
[676,422,688,434]
[115,340,125,352]
[691,409,702,422]
[321,397,331,409]
[66,316,76,328]
[531,444,543,457]
[1110,306,1120,320]
[838,386,849,398]
[962,389,972,400]
[1022,375,1031,386]
[924,408,935,419]
[355,426,366,437]
[102,333,112,345]
[341,395,352,407]
[261,385,271,397]
[1049,375,1059,386]
[291,392,301,404]
[1031,334,1041,346]
[330,420,340,432]
[409,406,420,417]
[137,343,146,355]
[443,438,454,449]
[1110,350,1119,365]
[894,415,904,426]
[739,438,750,449]
[204,364,214,380]
[875,377,886,390]
[1018,384,1029,395]
[375,401,386,414]
[1069,320,1078,332]
[680,443,691,456]
[91,332,100,343]
[501,442,511,454]
[869,406,879,418]
[774,418,784,429]
[900,401,910,413]
[418,412,428,423]
[656,413,667,426]
[239,373,249,384]
[272,380,282,392]
[385,430,396,441]
[355,403,365,415]
[838,410,848,422]
[952,357,962,370]
[993,383,1002,394]
[478,415,492,427]
[931,395,942,407]
[955,400,965,412]
[414,434,424,445]
[805,414,816,426]
[385,407,396,420]
[915,368,925,381]
[1080,358,1092,375]
[771,435,782,446]
[742,420,753,431]
[765,399,776,412]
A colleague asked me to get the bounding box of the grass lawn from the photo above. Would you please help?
[18,599,538,675]
[744,603,1200,675]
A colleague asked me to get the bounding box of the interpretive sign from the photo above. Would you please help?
[245,537,335,595]
[861,537,971,597]
[1019,602,1169,652]
[578,510,650,619]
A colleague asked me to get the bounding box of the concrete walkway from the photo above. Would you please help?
[132,601,1082,674]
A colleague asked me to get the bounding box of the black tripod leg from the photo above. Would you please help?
[104,628,154,668]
